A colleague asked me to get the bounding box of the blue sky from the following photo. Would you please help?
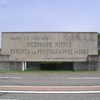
[0,0,100,48]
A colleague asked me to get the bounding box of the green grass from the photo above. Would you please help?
[0,70,100,74]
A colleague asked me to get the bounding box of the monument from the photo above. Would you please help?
[0,32,100,71]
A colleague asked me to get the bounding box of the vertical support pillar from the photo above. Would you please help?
[22,61,25,71]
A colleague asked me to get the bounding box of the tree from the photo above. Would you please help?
[98,33,100,54]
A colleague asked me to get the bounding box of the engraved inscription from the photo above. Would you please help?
[27,42,52,47]
[2,32,97,61]
[10,49,89,55]
[55,42,71,47]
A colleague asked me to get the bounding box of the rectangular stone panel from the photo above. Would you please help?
[1,32,98,61]
[0,61,23,71]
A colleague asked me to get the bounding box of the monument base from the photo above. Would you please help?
[74,62,100,71]
[0,54,100,71]
[0,61,25,71]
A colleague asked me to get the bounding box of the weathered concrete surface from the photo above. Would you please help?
[74,62,98,71]
[74,55,100,71]
[0,61,23,71]
[0,55,10,61]
[87,55,99,62]
[2,32,98,62]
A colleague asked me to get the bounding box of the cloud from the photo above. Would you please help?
[0,0,8,4]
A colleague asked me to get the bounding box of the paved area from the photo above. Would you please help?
[0,73,100,99]
[0,73,100,86]
[0,93,100,100]
[0,86,100,91]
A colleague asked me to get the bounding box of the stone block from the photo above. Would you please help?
[0,55,10,61]
[74,62,98,71]
[0,61,23,71]
[87,55,99,62]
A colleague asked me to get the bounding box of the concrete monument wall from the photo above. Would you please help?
[74,55,100,71]
[74,61,100,71]
[0,54,26,71]
[0,54,10,61]
[2,32,98,62]
[0,61,24,71]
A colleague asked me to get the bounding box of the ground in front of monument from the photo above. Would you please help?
[0,72,100,100]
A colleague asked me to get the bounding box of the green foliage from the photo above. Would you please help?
[27,62,62,70]
[98,33,100,54]
[98,33,100,42]
[40,62,61,70]
[98,50,100,55]
[27,62,40,70]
